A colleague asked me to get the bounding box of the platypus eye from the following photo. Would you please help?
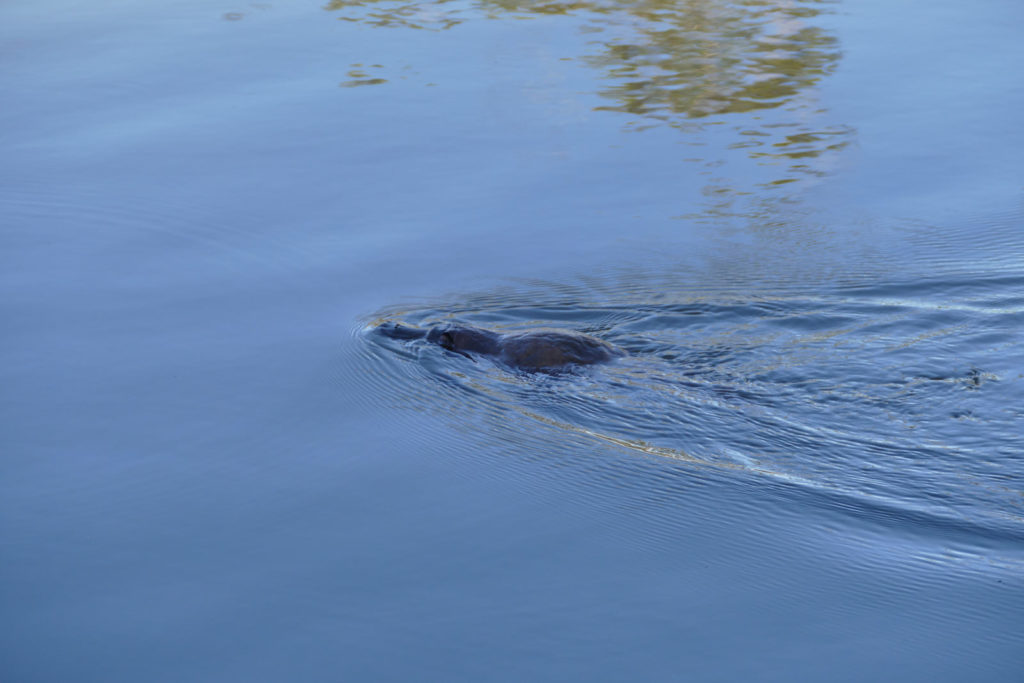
[439,332,454,350]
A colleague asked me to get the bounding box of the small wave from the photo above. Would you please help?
[353,273,1024,542]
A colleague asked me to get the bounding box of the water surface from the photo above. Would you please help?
[2,0,1023,680]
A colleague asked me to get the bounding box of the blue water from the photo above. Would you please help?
[2,0,1023,681]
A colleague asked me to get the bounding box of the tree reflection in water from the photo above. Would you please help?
[325,0,853,188]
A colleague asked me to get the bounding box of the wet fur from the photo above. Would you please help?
[377,322,621,371]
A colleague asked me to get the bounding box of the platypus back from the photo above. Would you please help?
[376,321,622,371]
[498,330,620,370]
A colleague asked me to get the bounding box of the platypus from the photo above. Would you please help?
[376,321,622,371]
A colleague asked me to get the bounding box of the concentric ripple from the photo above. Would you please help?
[355,273,1024,539]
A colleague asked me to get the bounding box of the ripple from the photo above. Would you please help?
[352,272,1024,545]
[0,181,336,277]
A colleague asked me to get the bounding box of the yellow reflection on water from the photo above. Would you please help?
[326,0,853,186]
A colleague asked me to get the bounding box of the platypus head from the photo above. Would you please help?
[375,321,428,341]
[426,324,501,357]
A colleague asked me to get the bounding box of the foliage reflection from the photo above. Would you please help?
[326,0,852,185]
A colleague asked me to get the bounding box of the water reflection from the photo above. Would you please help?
[326,0,470,30]
[579,1,840,118]
[325,0,853,185]
[340,64,390,87]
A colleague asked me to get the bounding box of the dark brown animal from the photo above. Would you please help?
[376,322,622,371]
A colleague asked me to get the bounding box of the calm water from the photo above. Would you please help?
[3,0,1023,681]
